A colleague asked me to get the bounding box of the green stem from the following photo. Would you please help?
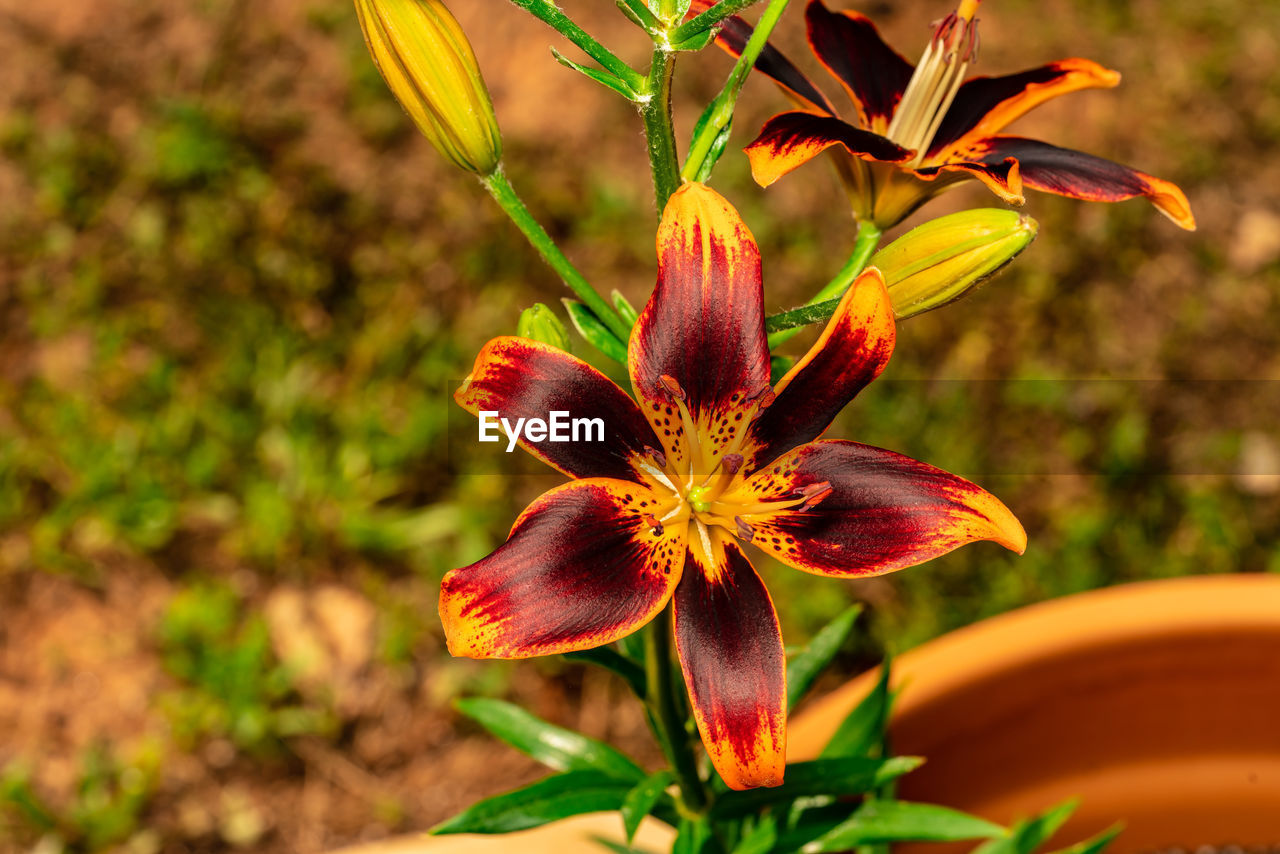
[682,0,791,183]
[644,608,709,817]
[483,169,633,342]
[766,220,882,348]
[507,0,646,93]
[641,47,682,211]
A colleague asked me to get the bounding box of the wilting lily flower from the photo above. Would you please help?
[442,183,1025,790]
[697,0,1194,230]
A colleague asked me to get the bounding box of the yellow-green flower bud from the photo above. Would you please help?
[517,303,572,352]
[871,209,1039,319]
[354,0,502,175]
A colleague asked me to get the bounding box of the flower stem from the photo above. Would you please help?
[644,608,709,817]
[641,46,682,212]
[483,168,633,343]
[766,220,882,348]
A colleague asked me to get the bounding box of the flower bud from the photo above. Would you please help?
[517,303,572,352]
[871,209,1039,319]
[354,0,502,175]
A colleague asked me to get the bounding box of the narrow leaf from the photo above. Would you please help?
[973,799,1078,854]
[612,289,639,327]
[787,605,862,711]
[564,646,647,699]
[711,756,921,819]
[1047,823,1123,854]
[621,770,674,843]
[800,801,1007,852]
[456,698,645,781]
[673,817,715,854]
[822,655,892,758]
[564,299,628,363]
[432,770,633,835]
[732,815,779,854]
[551,48,639,101]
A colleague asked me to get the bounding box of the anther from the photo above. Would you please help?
[642,513,664,536]
[734,516,755,541]
[645,445,668,469]
[659,374,687,402]
[797,481,834,511]
[721,453,743,476]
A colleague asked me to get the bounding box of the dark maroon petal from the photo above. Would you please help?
[805,0,915,133]
[927,59,1122,158]
[674,534,785,790]
[736,441,1026,577]
[455,337,659,484]
[687,0,836,114]
[440,479,687,658]
[968,136,1195,229]
[747,268,896,470]
[629,184,772,472]
[745,111,911,188]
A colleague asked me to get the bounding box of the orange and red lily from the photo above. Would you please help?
[441,183,1025,790]
[697,0,1195,230]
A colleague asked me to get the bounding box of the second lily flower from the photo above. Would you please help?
[442,184,1025,790]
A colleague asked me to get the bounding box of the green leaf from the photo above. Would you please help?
[1046,823,1123,854]
[564,646,647,699]
[822,656,892,759]
[551,48,640,101]
[670,27,719,52]
[432,770,634,835]
[799,801,1007,852]
[769,356,793,385]
[612,289,639,328]
[617,631,647,664]
[711,756,921,818]
[973,799,1078,854]
[673,817,715,854]
[787,605,862,711]
[564,299,629,363]
[456,698,645,781]
[620,770,673,843]
[732,815,778,854]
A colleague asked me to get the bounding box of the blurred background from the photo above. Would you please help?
[0,0,1277,851]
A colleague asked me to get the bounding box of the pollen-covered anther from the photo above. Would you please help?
[734,516,755,541]
[746,385,777,422]
[796,481,834,511]
[645,445,668,470]
[642,513,664,536]
[721,453,744,476]
[659,374,687,402]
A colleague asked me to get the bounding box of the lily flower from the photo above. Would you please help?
[441,183,1025,790]
[697,0,1194,230]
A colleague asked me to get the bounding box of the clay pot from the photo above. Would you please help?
[338,575,1280,853]
[791,574,1280,852]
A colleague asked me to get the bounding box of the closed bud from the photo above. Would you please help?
[517,303,572,352]
[355,0,502,175]
[871,209,1039,319]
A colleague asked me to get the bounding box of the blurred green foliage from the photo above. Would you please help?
[156,582,335,752]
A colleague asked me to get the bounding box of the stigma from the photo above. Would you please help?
[885,0,981,167]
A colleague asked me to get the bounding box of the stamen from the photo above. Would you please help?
[638,459,679,494]
[645,445,668,470]
[797,481,834,511]
[734,516,755,541]
[659,374,686,401]
[642,513,664,536]
[721,453,743,476]
[695,518,714,563]
[885,0,980,166]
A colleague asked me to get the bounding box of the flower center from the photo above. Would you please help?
[634,376,835,554]
[885,0,981,167]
